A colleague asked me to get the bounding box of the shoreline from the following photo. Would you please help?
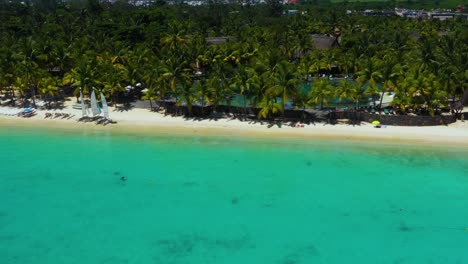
[1,101,468,147]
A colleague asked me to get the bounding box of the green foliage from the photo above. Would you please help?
[308,78,334,110]
[0,0,466,117]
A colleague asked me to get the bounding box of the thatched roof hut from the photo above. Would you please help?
[311,34,340,49]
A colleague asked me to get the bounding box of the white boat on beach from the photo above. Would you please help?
[78,88,115,125]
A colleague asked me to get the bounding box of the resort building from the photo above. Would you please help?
[311,35,340,50]
[428,12,455,20]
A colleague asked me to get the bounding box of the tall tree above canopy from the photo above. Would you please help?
[160,22,189,54]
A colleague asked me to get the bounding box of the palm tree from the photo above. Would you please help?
[376,54,399,110]
[13,37,41,107]
[320,49,340,76]
[308,78,333,110]
[37,75,60,109]
[141,58,162,111]
[98,52,128,105]
[356,57,382,109]
[335,80,358,105]
[123,45,151,89]
[141,88,158,111]
[422,73,445,116]
[62,55,100,101]
[258,91,282,120]
[208,61,233,114]
[417,32,439,74]
[159,57,191,94]
[160,22,189,53]
[291,89,312,122]
[230,64,258,120]
[0,41,18,103]
[392,75,413,114]
[269,60,300,116]
[177,81,197,117]
[195,78,211,116]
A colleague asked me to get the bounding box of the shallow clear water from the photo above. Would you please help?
[1,126,468,264]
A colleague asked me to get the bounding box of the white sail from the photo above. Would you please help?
[90,90,100,116]
[80,89,87,117]
[100,92,109,118]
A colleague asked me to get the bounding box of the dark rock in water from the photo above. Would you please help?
[155,233,251,258]
[281,254,299,264]
[120,176,126,182]
[157,237,195,257]
[113,171,121,176]
[231,197,239,205]
[398,222,412,232]
[305,161,313,166]
[305,244,319,256]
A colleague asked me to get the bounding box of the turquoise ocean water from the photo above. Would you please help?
[1,125,468,264]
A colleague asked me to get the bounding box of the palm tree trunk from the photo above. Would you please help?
[30,85,36,108]
[201,96,205,116]
[302,106,306,122]
[243,94,247,121]
[282,92,286,119]
[378,85,386,111]
[10,88,15,105]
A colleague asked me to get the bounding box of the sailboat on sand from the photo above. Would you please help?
[78,88,115,125]
[100,91,109,119]
[90,89,100,117]
[93,89,115,125]
[77,88,89,121]
[80,88,87,117]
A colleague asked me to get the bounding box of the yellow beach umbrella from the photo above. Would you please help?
[372,120,380,126]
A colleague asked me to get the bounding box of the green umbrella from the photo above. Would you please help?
[372,120,380,126]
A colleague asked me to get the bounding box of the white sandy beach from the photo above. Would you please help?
[0,99,467,147]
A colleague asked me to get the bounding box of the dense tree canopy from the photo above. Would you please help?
[0,1,466,118]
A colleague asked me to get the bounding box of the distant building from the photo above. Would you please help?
[282,0,299,4]
[363,9,394,17]
[405,11,422,18]
[311,35,339,50]
[429,12,455,20]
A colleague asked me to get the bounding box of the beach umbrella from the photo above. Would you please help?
[372,120,380,126]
